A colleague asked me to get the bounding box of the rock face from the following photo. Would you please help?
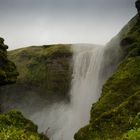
[0,37,49,140]
[0,37,18,111]
[136,0,140,15]
[74,3,140,140]
[10,44,72,95]
[3,44,72,99]
[0,37,18,85]
[0,44,72,119]
[0,43,72,140]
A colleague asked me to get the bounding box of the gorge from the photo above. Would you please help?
[0,42,121,140]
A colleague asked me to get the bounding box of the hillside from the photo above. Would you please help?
[0,44,72,114]
[74,1,140,140]
[8,44,72,97]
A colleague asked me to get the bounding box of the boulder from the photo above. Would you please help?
[0,37,18,85]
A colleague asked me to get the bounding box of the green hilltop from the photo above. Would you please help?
[0,44,72,105]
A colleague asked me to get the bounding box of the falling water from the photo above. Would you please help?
[63,45,105,140]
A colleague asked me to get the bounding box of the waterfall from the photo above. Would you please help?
[70,45,104,131]
[61,45,104,140]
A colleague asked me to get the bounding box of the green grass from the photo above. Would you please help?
[0,110,49,140]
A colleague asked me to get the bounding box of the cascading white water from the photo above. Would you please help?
[60,45,104,140]
[31,44,105,140]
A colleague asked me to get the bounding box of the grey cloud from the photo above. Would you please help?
[0,0,137,50]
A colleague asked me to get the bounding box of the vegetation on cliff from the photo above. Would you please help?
[3,44,72,99]
[74,2,140,140]
[0,37,18,85]
[0,43,72,140]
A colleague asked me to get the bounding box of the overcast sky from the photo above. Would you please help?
[0,0,137,50]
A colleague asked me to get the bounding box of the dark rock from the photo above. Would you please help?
[0,37,18,85]
[120,37,135,47]
[0,37,4,44]
[136,0,140,15]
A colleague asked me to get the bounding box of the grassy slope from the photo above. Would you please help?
[74,14,140,140]
[7,44,72,98]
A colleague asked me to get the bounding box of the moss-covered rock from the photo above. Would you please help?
[75,3,140,140]
[122,112,140,140]
[0,37,18,85]
[0,110,49,140]
[0,36,18,112]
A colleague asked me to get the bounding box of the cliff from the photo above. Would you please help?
[74,1,140,140]
[5,45,71,96]
[8,44,72,97]
[0,37,18,85]
[0,44,72,115]
[0,37,49,140]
